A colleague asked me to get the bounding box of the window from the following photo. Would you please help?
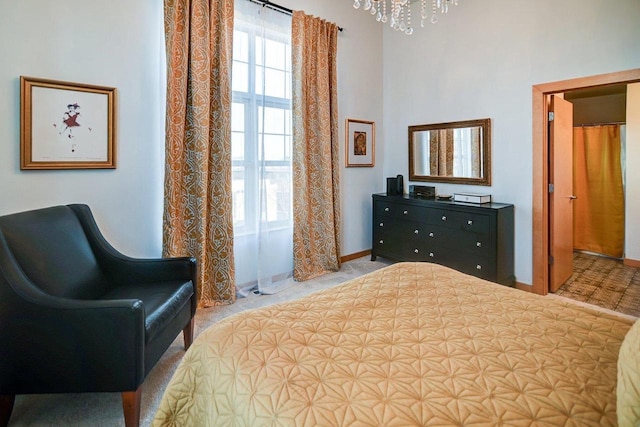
[231,22,292,235]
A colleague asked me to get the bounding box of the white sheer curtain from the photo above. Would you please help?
[233,0,294,296]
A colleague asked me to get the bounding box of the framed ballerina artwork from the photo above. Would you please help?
[20,76,116,169]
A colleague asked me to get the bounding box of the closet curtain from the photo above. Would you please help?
[163,0,236,306]
[573,124,625,258]
[291,11,341,281]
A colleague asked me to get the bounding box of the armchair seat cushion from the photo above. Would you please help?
[100,280,194,343]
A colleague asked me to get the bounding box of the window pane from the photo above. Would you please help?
[263,134,285,161]
[232,166,246,224]
[264,68,286,98]
[260,107,285,134]
[232,132,244,161]
[264,166,291,222]
[232,103,245,161]
[233,31,249,62]
[284,134,291,161]
[255,65,264,96]
[232,103,245,132]
[256,37,263,66]
[264,39,286,69]
[232,61,248,93]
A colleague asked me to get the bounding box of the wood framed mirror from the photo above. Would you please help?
[408,118,491,186]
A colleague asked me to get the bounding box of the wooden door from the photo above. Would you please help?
[549,95,575,292]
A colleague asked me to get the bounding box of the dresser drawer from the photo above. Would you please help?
[425,225,493,254]
[427,249,495,280]
[376,219,423,240]
[430,209,490,234]
[373,230,426,261]
[374,201,396,218]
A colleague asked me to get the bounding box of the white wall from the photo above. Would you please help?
[626,83,640,261]
[4,1,637,279]
[0,0,383,260]
[0,1,166,257]
[278,0,385,257]
[382,0,640,285]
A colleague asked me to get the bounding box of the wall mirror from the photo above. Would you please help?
[409,118,491,186]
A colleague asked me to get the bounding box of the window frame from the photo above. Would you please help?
[232,22,292,236]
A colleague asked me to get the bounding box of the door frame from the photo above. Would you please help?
[531,68,640,295]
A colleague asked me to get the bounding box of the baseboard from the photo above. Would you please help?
[340,250,371,263]
[624,258,640,268]
[515,282,532,292]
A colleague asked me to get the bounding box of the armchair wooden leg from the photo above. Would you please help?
[122,388,142,427]
[183,317,195,350]
[0,394,15,427]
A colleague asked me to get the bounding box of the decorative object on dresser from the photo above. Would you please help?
[371,193,514,286]
[386,174,404,195]
[453,192,491,204]
[409,184,436,199]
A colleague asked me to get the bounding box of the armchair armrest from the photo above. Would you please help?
[0,260,147,392]
[68,204,198,304]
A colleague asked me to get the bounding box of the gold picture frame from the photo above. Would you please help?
[345,118,375,167]
[20,76,116,170]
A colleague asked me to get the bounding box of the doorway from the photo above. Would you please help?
[531,68,640,296]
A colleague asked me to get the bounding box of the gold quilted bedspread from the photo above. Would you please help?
[154,262,634,426]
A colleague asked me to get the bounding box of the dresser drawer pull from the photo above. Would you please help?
[467,220,473,225]
[441,216,447,221]
[476,265,482,270]
[403,210,408,215]
[429,252,434,258]
[384,207,390,212]
[476,242,482,247]
[414,249,419,254]
[379,222,384,227]
[414,229,419,235]
[429,232,434,237]
[379,240,384,244]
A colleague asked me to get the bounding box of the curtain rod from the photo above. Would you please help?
[247,0,344,32]
[575,121,626,127]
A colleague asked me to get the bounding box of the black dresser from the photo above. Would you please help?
[372,193,515,286]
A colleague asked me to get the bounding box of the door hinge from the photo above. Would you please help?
[549,255,554,265]
[548,183,554,193]
[548,112,554,121]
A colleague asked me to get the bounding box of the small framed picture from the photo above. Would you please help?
[20,76,116,169]
[345,118,375,167]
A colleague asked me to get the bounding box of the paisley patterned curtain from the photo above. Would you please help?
[163,0,236,306]
[429,129,454,176]
[291,11,341,281]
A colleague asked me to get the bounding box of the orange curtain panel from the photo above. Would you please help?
[162,0,236,306]
[291,11,341,281]
[573,125,625,258]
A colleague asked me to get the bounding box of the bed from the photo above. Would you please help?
[153,262,638,426]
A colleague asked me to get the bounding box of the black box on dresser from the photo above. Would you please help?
[371,193,515,286]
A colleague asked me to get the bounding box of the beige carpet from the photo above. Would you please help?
[7,256,392,427]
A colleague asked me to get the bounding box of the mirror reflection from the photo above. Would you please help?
[409,118,491,186]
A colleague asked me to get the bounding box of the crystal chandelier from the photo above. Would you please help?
[353,0,460,35]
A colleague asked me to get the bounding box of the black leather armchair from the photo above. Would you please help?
[0,204,197,427]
